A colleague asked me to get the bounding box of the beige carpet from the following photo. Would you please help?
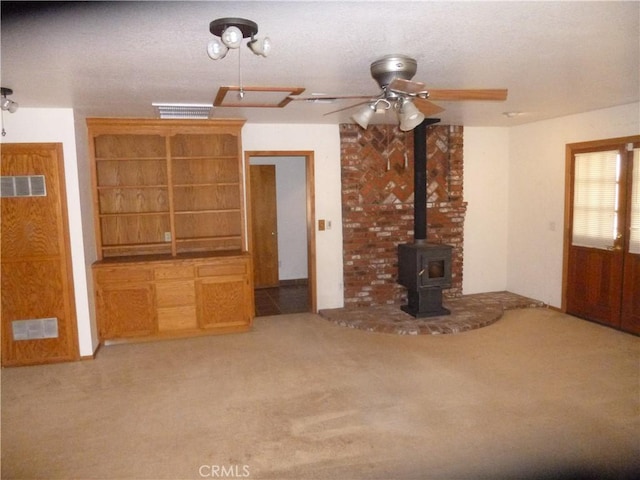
[1,308,639,479]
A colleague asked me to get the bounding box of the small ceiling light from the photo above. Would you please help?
[207,38,228,60]
[247,36,271,57]
[351,99,391,129]
[208,17,271,60]
[397,98,425,131]
[352,104,376,129]
[1,87,19,113]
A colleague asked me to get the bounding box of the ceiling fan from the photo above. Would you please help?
[288,54,508,131]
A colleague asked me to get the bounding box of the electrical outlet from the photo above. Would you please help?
[318,219,325,231]
[326,220,332,230]
[164,231,172,242]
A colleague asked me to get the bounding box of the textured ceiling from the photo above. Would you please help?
[1,1,638,126]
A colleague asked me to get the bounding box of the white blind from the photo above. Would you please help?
[629,148,640,254]
[572,150,619,249]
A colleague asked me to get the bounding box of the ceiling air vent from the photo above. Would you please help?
[152,103,213,119]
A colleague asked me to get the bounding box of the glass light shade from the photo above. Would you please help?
[398,100,425,131]
[352,104,376,129]
[221,26,243,49]
[207,38,228,60]
[248,36,271,57]
[7,100,18,113]
[1,98,11,111]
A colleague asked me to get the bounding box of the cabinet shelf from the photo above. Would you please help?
[102,241,171,249]
[99,211,170,218]
[96,157,167,162]
[171,156,238,161]
[173,182,239,188]
[97,184,168,190]
[174,209,240,215]
[176,235,241,242]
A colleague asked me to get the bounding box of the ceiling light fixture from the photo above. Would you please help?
[397,98,425,131]
[352,98,392,129]
[351,96,425,132]
[1,87,18,137]
[1,87,19,113]
[207,17,271,60]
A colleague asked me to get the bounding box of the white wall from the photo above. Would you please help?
[243,124,344,309]
[507,102,640,307]
[463,127,510,294]
[1,108,96,356]
[249,156,308,281]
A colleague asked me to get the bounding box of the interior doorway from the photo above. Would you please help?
[246,151,316,314]
[563,135,640,334]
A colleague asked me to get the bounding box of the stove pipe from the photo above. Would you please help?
[413,119,429,242]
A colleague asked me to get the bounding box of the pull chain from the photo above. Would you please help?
[238,46,244,99]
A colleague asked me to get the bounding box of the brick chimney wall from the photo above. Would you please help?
[341,123,466,307]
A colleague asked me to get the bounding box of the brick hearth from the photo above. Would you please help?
[341,123,466,307]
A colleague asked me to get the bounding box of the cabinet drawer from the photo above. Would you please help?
[95,267,153,283]
[154,265,194,280]
[156,280,195,307]
[158,306,197,331]
[197,261,247,278]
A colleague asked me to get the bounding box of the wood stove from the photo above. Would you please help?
[397,118,453,317]
[398,241,452,317]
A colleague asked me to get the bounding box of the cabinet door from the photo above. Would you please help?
[96,283,156,339]
[196,275,251,329]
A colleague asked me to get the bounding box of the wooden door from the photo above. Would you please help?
[1,143,79,365]
[621,145,640,334]
[250,165,279,287]
[565,137,640,333]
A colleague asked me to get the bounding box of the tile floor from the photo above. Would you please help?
[254,282,309,316]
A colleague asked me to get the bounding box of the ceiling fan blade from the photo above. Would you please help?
[323,100,371,116]
[288,94,374,101]
[427,89,508,101]
[414,98,445,117]
[388,78,427,95]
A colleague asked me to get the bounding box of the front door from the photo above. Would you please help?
[565,136,640,333]
[250,165,279,288]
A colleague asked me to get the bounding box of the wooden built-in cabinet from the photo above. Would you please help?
[88,118,253,343]
[93,254,253,342]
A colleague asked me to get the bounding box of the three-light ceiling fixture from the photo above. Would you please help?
[207,17,271,60]
[351,96,425,132]
[1,87,19,113]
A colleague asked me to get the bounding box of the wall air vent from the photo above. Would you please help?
[12,318,59,340]
[0,175,46,198]
[152,103,213,119]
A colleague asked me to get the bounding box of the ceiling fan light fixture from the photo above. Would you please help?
[352,103,376,129]
[398,99,425,131]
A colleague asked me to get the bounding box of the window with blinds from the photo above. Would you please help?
[629,148,640,254]
[572,149,620,249]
